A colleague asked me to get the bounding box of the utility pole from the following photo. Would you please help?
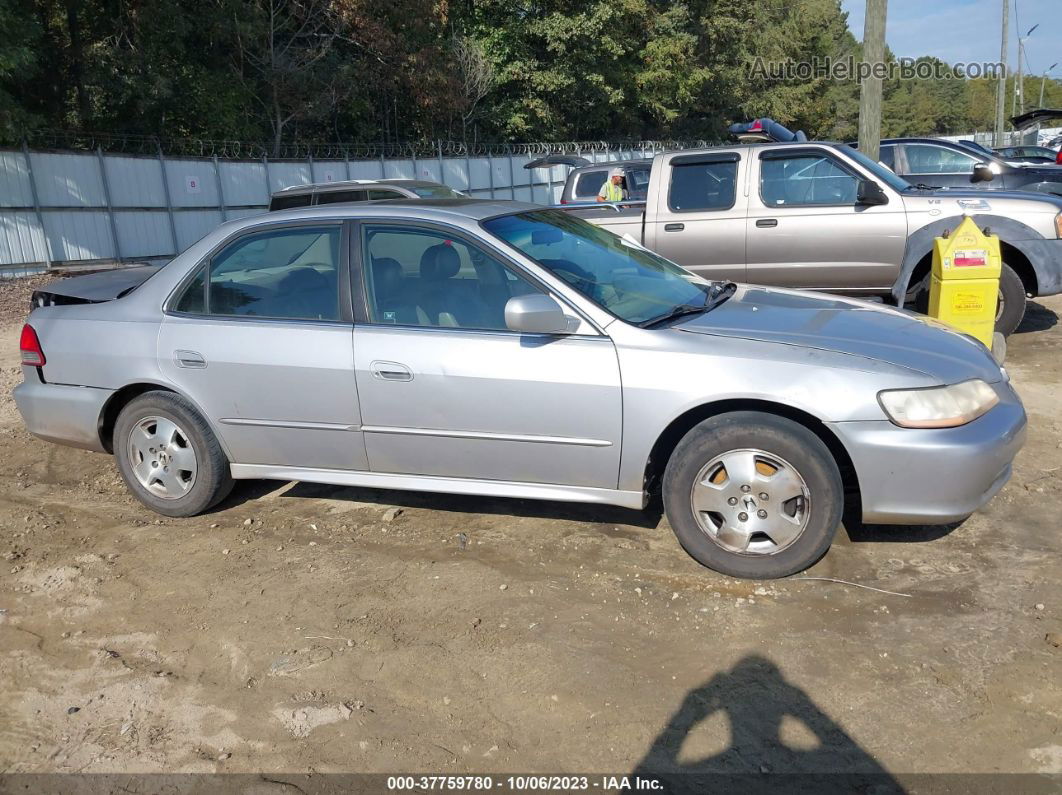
[994,0,1009,146]
[1040,63,1058,108]
[857,0,887,162]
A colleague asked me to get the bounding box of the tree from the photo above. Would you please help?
[451,34,494,139]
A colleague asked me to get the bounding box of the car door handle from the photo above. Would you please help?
[175,350,206,369]
[370,361,413,382]
[664,223,684,232]
[756,219,778,228]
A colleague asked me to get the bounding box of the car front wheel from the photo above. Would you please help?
[113,391,233,517]
[662,412,843,579]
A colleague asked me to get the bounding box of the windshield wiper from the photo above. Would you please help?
[703,281,737,312]
[638,282,736,328]
[905,182,941,191]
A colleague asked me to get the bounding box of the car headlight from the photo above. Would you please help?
[878,379,999,428]
[1055,212,1062,239]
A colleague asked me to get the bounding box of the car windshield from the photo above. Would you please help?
[482,209,717,325]
[410,185,463,198]
[840,145,912,193]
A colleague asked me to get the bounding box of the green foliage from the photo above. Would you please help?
[0,0,1054,147]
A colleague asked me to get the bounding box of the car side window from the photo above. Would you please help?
[316,189,367,205]
[668,161,738,211]
[904,144,977,174]
[574,171,607,199]
[268,193,312,211]
[173,226,341,321]
[368,189,404,200]
[878,145,896,171]
[760,154,857,206]
[362,226,540,331]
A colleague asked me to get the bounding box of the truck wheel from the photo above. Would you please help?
[995,264,1026,337]
[662,412,843,579]
[907,263,1025,337]
[113,391,233,517]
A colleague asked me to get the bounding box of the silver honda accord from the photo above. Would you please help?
[14,200,1026,579]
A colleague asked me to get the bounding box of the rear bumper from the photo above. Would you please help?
[828,381,1027,524]
[13,375,112,453]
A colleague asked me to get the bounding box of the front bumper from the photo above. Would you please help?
[13,374,113,453]
[828,381,1027,524]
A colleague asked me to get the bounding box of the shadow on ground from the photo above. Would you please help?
[221,478,666,529]
[1014,300,1058,334]
[630,655,903,794]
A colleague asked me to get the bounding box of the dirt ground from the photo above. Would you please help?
[0,275,1059,786]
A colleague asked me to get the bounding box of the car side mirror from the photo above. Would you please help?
[972,163,995,182]
[856,179,888,206]
[504,293,572,335]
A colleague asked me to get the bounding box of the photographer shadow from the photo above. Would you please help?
[630,655,904,794]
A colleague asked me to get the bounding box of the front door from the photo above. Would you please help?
[159,222,367,471]
[352,223,622,488]
[899,142,1000,190]
[746,149,907,294]
[648,152,747,282]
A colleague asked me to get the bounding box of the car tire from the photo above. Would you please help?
[113,391,233,517]
[995,263,1026,337]
[662,411,843,579]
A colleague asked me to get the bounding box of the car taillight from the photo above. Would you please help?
[1056,151,1062,165]
[19,324,45,366]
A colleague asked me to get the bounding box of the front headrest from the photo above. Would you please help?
[278,266,328,292]
[419,243,461,281]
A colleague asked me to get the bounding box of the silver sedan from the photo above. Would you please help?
[14,200,1026,578]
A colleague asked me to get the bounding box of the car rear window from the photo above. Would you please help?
[269,192,312,211]
[574,171,607,199]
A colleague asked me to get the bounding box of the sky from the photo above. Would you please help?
[841,0,1061,81]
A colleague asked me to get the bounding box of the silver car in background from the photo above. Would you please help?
[14,200,1026,579]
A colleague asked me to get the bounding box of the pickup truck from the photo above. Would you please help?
[568,141,1062,335]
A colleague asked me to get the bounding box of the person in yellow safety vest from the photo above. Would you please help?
[597,167,627,203]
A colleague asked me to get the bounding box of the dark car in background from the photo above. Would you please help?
[524,155,652,204]
[269,178,464,211]
[994,145,1062,166]
[859,138,1062,196]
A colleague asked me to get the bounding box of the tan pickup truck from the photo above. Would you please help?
[566,141,1062,335]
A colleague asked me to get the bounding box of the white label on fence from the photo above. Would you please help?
[323,170,337,183]
[185,176,201,194]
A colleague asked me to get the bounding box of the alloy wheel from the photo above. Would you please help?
[127,416,198,500]
[690,448,810,555]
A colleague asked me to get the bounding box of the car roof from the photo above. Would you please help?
[247,198,543,227]
[273,178,446,196]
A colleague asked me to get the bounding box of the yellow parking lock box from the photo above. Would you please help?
[928,215,1001,347]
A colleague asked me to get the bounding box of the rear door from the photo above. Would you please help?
[745,147,906,293]
[647,152,747,282]
[158,221,366,471]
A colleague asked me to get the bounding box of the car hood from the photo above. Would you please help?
[674,286,1002,384]
[902,186,1062,210]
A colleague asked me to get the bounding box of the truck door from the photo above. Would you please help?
[745,147,907,294]
[647,152,748,282]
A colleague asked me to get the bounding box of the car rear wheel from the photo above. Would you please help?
[662,412,843,579]
[113,391,233,517]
